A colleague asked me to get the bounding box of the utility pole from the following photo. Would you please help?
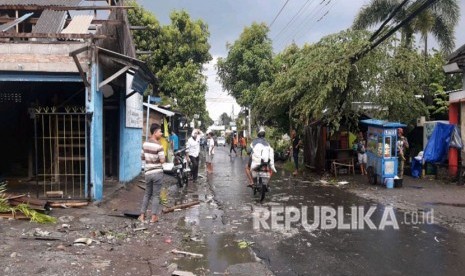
[247,106,252,139]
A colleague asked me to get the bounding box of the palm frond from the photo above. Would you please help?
[353,0,404,30]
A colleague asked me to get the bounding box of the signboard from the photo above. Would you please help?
[384,129,396,136]
[126,73,143,128]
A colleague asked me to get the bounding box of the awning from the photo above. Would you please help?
[143,103,175,117]
[69,46,158,93]
[96,47,157,94]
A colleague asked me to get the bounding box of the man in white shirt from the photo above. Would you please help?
[186,129,202,182]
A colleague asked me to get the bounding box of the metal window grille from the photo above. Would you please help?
[34,106,88,199]
[0,92,22,103]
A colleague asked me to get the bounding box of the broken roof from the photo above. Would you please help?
[0,0,82,6]
[446,44,465,71]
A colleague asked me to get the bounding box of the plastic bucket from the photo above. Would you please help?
[385,178,394,189]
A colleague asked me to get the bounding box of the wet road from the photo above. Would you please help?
[177,146,465,275]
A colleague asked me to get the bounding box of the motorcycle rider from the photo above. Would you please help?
[245,126,277,187]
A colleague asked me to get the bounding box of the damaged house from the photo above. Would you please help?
[0,0,156,200]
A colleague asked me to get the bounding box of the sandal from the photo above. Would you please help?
[149,216,159,224]
[137,215,146,223]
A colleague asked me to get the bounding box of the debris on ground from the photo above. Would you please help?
[171,249,204,258]
[237,240,254,249]
[163,201,201,214]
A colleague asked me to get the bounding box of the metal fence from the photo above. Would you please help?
[34,106,88,199]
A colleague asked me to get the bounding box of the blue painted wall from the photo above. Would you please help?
[87,62,104,200]
[119,91,143,182]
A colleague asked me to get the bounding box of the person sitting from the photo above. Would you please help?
[245,126,277,187]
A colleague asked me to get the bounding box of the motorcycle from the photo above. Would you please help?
[251,162,272,202]
[274,149,290,162]
[172,148,191,188]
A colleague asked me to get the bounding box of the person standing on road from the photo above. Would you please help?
[356,132,368,175]
[291,130,302,176]
[239,135,247,157]
[206,132,215,174]
[169,128,179,152]
[397,128,409,178]
[187,129,202,182]
[229,133,238,156]
[139,123,165,224]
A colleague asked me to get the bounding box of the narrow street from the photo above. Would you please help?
[176,146,465,275]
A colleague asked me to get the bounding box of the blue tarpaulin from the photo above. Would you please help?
[423,123,461,163]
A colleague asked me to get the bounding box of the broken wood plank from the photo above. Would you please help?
[49,202,88,208]
[20,236,63,241]
[2,193,27,200]
[162,201,200,214]
[8,196,50,211]
[46,191,64,198]
[171,249,204,258]
[0,212,29,220]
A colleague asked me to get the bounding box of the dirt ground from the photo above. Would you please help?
[0,175,200,276]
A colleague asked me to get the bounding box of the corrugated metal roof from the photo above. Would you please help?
[61,14,93,34]
[0,12,32,32]
[143,103,175,117]
[33,10,66,34]
[0,0,82,6]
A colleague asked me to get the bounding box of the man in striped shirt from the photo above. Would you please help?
[139,123,165,223]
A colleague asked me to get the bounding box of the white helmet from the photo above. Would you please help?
[258,126,266,134]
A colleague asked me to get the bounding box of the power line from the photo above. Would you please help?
[269,0,292,28]
[272,0,315,41]
[292,0,338,44]
[274,0,323,48]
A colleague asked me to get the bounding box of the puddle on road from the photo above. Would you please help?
[174,199,256,274]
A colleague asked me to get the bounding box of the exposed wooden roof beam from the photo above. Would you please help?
[0,32,108,39]
[0,18,122,25]
[0,5,134,11]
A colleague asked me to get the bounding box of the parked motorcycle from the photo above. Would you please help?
[251,162,272,202]
[274,149,290,162]
[172,148,190,188]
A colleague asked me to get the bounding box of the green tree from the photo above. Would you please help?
[353,0,460,54]
[216,23,274,106]
[256,30,431,131]
[254,43,300,132]
[219,112,232,126]
[127,3,212,126]
[426,50,463,119]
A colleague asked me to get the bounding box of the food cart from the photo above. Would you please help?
[360,119,406,186]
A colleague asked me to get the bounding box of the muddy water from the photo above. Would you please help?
[177,147,465,275]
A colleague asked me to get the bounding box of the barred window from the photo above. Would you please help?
[0,92,22,103]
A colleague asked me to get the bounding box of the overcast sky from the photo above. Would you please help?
[137,0,465,122]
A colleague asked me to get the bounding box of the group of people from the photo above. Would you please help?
[139,125,217,223]
[138,124,303,224]
[229,133,247,156]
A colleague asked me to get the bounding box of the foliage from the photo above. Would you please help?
[254,29,433,131]
[127,2,213,127]
[217,23,275,106]
[426,50,462,119]
[0,182,56,224]
[219,112,232,126]
[353,0,460,54]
